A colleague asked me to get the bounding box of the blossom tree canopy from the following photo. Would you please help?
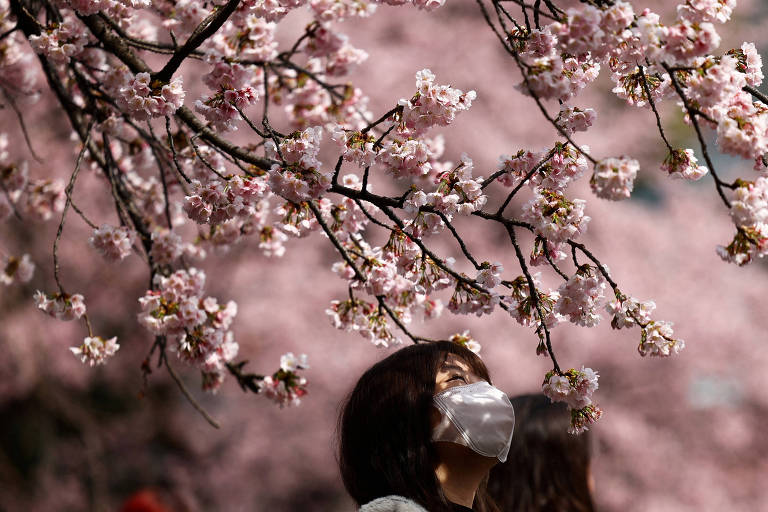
[1,0,766,433]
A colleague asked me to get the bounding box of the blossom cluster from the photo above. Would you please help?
[137,269,238,392]
[70,336,120,367]
[503,274,562,329]
[606,294,685,357]
[184,175,269,226]
[590,157,639,201]
[555,265,608,328]
[88,225,135,262]
[522,188,590,242]
[450,330,481,355]
[116,72,185,120]
[542,367,603,434]
[195,62,261,131]
[1,253,35,285]
[34,291,87,321]
[260,352,310,408]
[397,69,476,135]
[717,177,768,265]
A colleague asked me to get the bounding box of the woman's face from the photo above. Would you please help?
[434,353,485,394]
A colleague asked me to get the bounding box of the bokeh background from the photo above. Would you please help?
[2,1,768,511]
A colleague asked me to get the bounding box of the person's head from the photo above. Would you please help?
[486,394,595,512]
[337,341,499,512]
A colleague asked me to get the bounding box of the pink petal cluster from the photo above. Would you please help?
[150,228,184,266]
[638,320,686,357]
[25,179,65,221]
[448,281,499,317]
[426,155,486,217]
[503,274,562,329]
[184,175,269,225]
[326,298,400,347]
[555,265,607,328]
[497,149,542,188]
[260,352,309,408]
[88,224,135,262]
[397,69,476,135]
[34,291,86,321]
[660,148,708,180]
[555,104,597,136]
[70,336,120,366]
[117,72,185,120]
[717,177,768,265]
[1,253,35,285]
[137,269,238,392]
[195,62,261,131]
[378,138,433,179]
[590,156,639,200]
[450,330,481,355]
[330,126,378,168]
[606,296,656,330]
[521,188,590,242]
[476,262,503,290]
[29,18,90,65]
[542,367,603,434]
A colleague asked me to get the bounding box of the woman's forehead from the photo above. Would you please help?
[438,353,472,372]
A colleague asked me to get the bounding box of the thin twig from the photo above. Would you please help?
[163,349,221,429]
[53,127,93,294]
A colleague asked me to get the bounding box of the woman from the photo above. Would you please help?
[337,341,515,512]
[486,394,596,512]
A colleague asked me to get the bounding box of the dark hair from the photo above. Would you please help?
[338,341,498,512]
[486,394,595,512]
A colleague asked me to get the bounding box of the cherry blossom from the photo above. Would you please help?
[590,157,639,200]
[88,225,135,262]
[70,336,120,366]
[1,253,34,285]
[555,265,608,328]
[34,291,87,321]
[661,149,709,181]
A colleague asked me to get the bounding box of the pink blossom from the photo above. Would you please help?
[639,320,685,357]
[280,352,309,372]
[118,72,185,120]
[606,296,656,329]
[521,188,590,242]
[427,154,486,217]
[1,253,34,285]
[661,149,708,181]
[25,179,65,221]
[677,0,737,24]
[503,274,562,329]
[70,336,120,366]
[496,149,543,188]
[476,262,503,290]
[89,224,135,261]
[555,104,597,136]
[150,228,184,265]
[397,69,476,135]
[329,126,378,168]
[450,330,481,355]
[555,265,608,328]
[34,291,87,321]
[590,156,639,200]
[378,138,433,179]
[542,367,603,433]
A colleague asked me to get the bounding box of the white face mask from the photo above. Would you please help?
[431,381,515,463]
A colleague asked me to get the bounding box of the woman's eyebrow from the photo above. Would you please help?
[440,363,467,373]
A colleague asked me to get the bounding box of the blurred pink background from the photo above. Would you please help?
[2,1,768,511]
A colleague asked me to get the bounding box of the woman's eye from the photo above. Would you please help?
[447,374,466,383]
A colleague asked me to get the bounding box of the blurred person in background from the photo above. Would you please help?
[487,394,595,512]
[338,341,516,512]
